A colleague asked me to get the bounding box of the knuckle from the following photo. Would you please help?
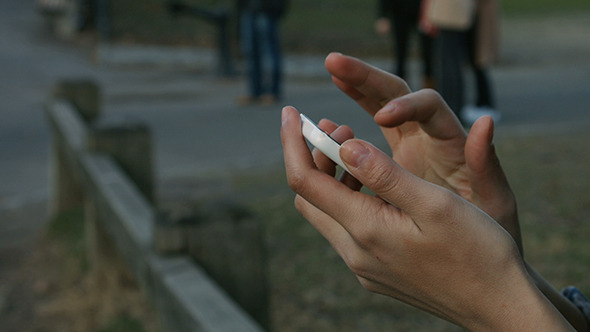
[352,220,379,248]
[422,88,445,108]
[286,170,308,194]
[358,277,379,293]
[421,87,441,99]
[293,194,309,214]
[293,194,304,210]
[423,189,458,221]
[437,189,458,211]
[365,163,401,196]
[422,88,447,110]
[345,251,369,277]
[392,96,413,112]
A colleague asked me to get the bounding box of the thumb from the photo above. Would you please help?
[465,116,513,206]
[340,139,441,217]
[465,117,521,246]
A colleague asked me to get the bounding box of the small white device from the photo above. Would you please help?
[300,113,351,173]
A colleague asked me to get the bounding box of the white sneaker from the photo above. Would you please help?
[462,105,501,125]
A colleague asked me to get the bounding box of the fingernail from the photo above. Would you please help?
[378,101,398,116]
[341,140,370,168]
[329,126,346,143]
[281,107,289,126]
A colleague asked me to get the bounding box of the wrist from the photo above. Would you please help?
[526,262,590,332]
[464,262,574,331]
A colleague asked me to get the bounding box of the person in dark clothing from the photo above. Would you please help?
[375,0,435,88]
[237,0,289,105]
[423,0,500,124]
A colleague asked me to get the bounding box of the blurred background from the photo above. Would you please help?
[1,0,589,331]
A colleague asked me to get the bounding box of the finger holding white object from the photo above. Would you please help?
[300,113,351,173]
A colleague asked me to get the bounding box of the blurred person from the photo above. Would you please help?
[237,0,289,105]
[462,0,500,124]
[422,0,500,124]
[280,52,590,331]
[375,0,436,88]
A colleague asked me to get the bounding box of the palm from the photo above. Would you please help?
[382,123,472,199]
[382,121,522,253]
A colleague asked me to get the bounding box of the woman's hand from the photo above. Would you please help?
[280,106,573,331]
[324,53,522,252]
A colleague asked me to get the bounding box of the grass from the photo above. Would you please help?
[96,314,148,332]
[47,206,88,272]
[500,131,590,286]
[230,127,590,331]
[32,208,157,332]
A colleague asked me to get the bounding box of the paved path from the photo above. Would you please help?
[0,1,99,265]
[1,0,590,282]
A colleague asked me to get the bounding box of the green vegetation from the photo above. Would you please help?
[500,131,590,286]
[96,314,149,332]
[44,207,156,332]
[47,206,88,271]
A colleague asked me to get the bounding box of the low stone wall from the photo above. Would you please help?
[45,79,266,331]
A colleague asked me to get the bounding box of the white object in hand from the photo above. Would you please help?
[300,113,351,173]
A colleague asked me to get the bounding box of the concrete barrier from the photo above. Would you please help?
[45,80,265,331]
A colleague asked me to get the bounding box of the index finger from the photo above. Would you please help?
[325,52,411,116]
[281,106,380,227]
[374,89,466,141]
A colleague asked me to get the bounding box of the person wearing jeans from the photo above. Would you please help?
[238,0,288,105]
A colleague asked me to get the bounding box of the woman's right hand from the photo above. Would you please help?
[281,105,574,331]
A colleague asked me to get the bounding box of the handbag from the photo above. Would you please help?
[426,0,476,30]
